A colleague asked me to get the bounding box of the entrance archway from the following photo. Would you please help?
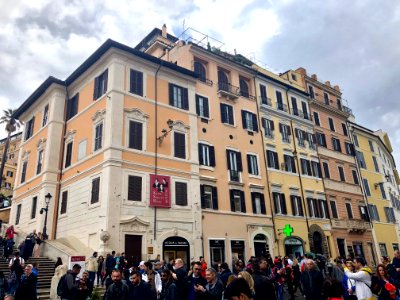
[253,234,269,258]
[308,224,329,257]
[163,236,190,268]
[284,237,304,258]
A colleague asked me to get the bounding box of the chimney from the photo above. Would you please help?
[296,67,306,75]
[162,24,167,38]
[311,74,317,80]
[334,85,340,91]
[325,81,331,87]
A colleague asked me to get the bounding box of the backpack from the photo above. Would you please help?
[369,275,382,295]
[57,274,67,296]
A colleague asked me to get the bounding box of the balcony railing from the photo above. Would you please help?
[229,170,240,182]
[342,105,353,114]
[239,90,256,100]
[260,96,272,106]
[218,82,240,100]
[276,102,288,112]
[331,219,370,232]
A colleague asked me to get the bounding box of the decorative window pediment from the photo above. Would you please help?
[124,108,149,122]
[92,109,106,123]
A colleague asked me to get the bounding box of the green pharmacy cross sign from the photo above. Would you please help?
[283,224,293,237]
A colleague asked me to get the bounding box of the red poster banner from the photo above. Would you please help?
[150,174,171,208]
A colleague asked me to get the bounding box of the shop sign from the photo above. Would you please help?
[69,256,85,277]
[231,240,245,249]
[285,238,302,245]
[164,237,189,247]
[210,240,225,247]
[150,174,171,208]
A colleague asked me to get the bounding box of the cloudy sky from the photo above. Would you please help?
[1,0,399,162]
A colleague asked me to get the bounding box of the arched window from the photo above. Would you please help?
[239,77,249,98]
[218,70,229,92]
[194,61,206,82]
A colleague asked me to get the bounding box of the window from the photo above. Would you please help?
[291,97,298,116]
[78,140,87,160]
[21,161,28,183]
[357,151,366,168]
[130,69,143,96]
[302,102,309,119]
[128,121,143,150]
[316,132,327,147]
[251,192,266,215]
[313,112,320,126]
[195,95,210,118]
[42,104,49,127]
[91,177,100,204]
[276,91,285,111]
[279,123,291,143]
[60,191,68,214]
[353,134,359,147]
[328,118,335,131]
[284,155,296,173]
[239,77,250,98]
[36,150,43,174]
[262,118,274,138]
[369,140,374,152]
[300,159,312,176]
[241,111,258,132]
[368,204,379,221]
[342,123,348,136]
[330,200,338,218]
[352,170,359,185]
[67,93,79,120]
[393,244,399,252]
[379,183,387,199]
[6,171,13,177]
[379,243,388,257]
[15,204,21,225]
[247,154,259,176]
[322,161,330,179]
[260,84,269,105]
[345,203,353,219]
[291,73,297,81]
[308,86,315,99]
[230,190,246,213]
[31,196,37,219]
[338,166,345,182]
[194,61,206,82]
[220,103,234,125]
[65,142,73,168]
[174,132,186,159]
[200,185,218,210]
[332,138,341,152]
[359,205,369,221]
[307,198,317,217]
[169,83,189,110]
[324,92,330,105]
[363,178,371,196]
[175,182,188,206]
[128,175,142,201]
[384,207,396,223]
[94,123,103,151]
[318,200,329,218]
[273,192,287,214]
[345,142,355,156]
[290,195,304,216]
[337,99,342,110]
[295,129,306,147]
[93,69,108,100]
[24,117,35,141]
[311,161,322,178]
[199,143,215,167]
[218,69,230,91]
[372,156,380,173]
[266,150,279,170]
[227,150,242,182]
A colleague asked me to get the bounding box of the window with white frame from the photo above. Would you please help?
[94,122,103,151]
[36,150,44,175]
[196,95,210,118]
[125,108,148,151]
[201,185,218,210]
[199,143,215,167]
[273,192,287,214]
[279,123,291,143]
[78,139,87,161]
[247,154,259,176]
[241,110,258,132]
[262,118,274,138]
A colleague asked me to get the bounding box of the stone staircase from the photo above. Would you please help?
[0,247,55,300]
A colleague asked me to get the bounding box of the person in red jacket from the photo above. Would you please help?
[199,256,207,278]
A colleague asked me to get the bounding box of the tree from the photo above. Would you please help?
[0,109,21,190]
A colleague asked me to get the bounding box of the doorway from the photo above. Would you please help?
[284,237,304,258]
[163,236,190,268]
[125,235,142,267]
[313,232,323,254]
[253,234,269,258]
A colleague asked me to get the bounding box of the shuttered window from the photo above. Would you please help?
[195,95,210,118]
[128,121,143,150]
[91,177,100,204]
[24,117,35,141]
[174,132,186,159]
[330,201,338,218]
[66,93,79,120]
[65,142,73,168]
[198,143,215,167]
[241,110,258,132]
[21,161,28,183]
[60,191,68,214]
[94,123,103,151]
[169,83,189,110]
[31,196,37,219]
[266,150,279,169]
[273,192,287,214]
[251,192,266,215]
[175,182,188,206]
[93,69,108,100]
[230,190,246,213]
[220,103,234,125]
[128,176,142,201]
[130,69,143,96]
[200,185,218,210]
[290,195,304,216]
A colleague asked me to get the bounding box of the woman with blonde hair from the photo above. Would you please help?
[238,270,255,295]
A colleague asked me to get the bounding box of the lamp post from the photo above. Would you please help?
[40,193,52,240]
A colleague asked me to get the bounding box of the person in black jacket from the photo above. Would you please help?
[14,264,37,300]
[300,259,324,300]
[104,269,129,300]
[172,258,187,300]
[160,269,177,300]
[60,264,82,300]
[219,262,233,287]
[251,258,277,300]
[183,261,207,300]
[129,270,156,300]
[105,252,116,280]
[194,268,224,300]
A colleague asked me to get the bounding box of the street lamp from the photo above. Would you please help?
[157,119,174,145]
[40,192,52,240]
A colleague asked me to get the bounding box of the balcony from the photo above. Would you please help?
[217,82,240,100]
[342,105,353,114]
[331,219,370,233]
[260,96,272,107]
[276,102,288,112]
[240,90,256,100]
[323,178,362,194]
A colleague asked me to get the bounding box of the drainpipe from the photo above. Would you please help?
[154,63,162,241]
[52,82,69,239]
[253,75,280,256]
